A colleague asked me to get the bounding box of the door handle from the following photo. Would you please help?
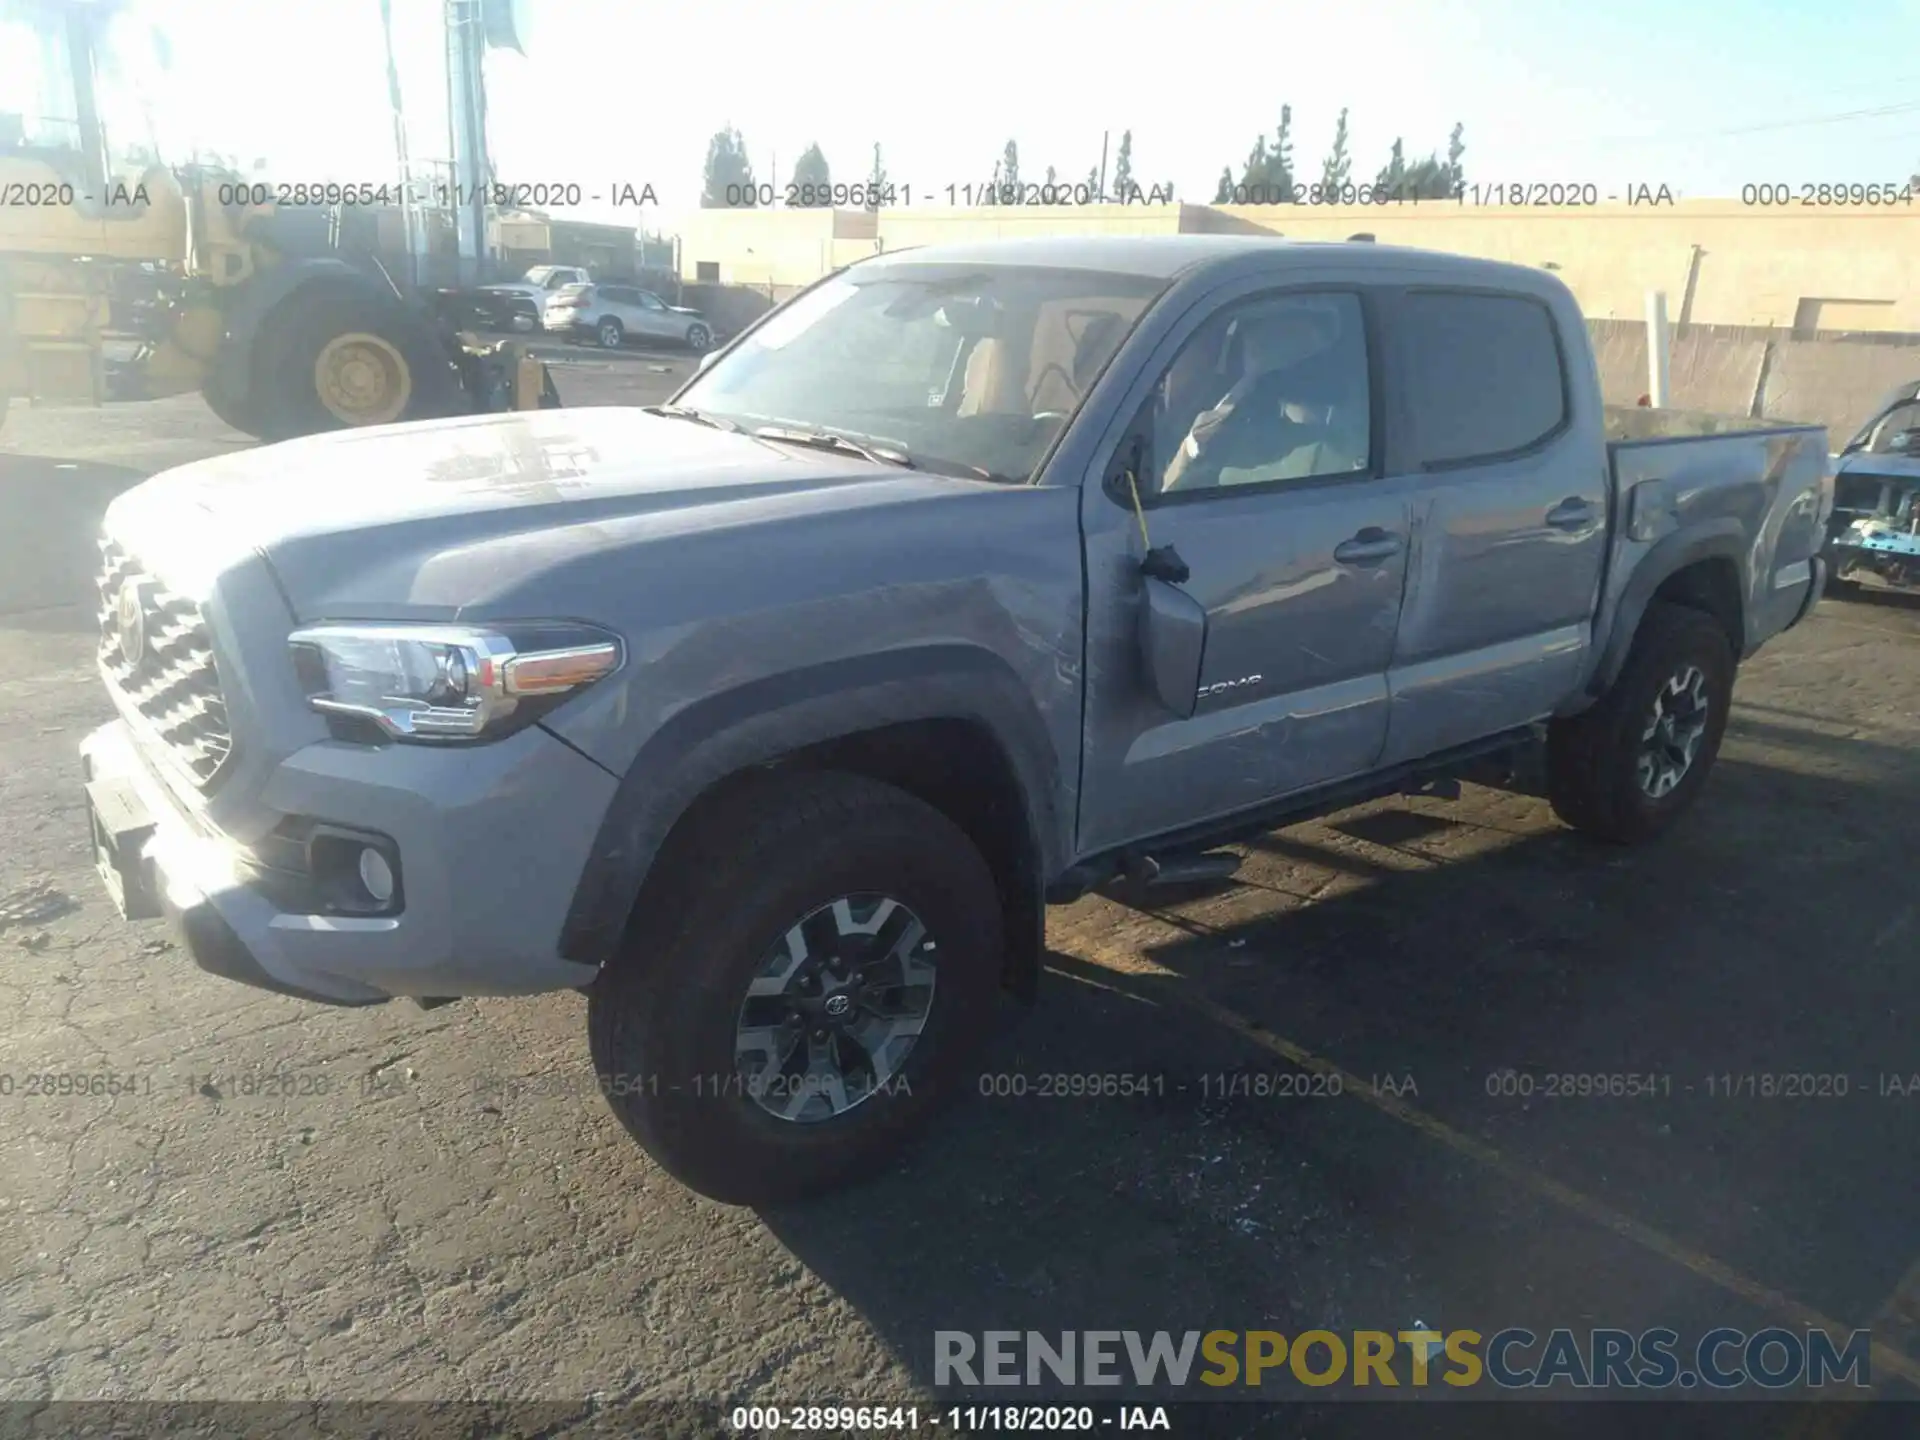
[1333,528,1404,566]
[1546,497,1597,531]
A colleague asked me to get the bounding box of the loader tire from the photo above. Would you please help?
[252,286,460,442]
[200,369,260,437]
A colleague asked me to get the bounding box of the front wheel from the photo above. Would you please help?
[684,322,711,352]
[588,771,1004,1205]
[1546,601,1735,843]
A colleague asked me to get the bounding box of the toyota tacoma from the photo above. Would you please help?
[80,236,1833,1205]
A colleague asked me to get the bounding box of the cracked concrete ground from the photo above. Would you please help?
[2,376,1918,1427]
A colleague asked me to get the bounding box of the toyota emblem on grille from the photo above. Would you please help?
[824,993,852,1018]
[116,578,150,667]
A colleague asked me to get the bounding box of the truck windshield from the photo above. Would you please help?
[675,264,1166,482]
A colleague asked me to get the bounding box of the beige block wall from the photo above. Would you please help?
[1206,203,1920,331]
[679,201,1920,331]
[1762,339,1918,439]
[874,203,1192,252]
[678,208,867,287]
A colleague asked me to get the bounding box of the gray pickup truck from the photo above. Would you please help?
[80,236,1832,1205]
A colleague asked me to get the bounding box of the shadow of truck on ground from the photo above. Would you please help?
[0,455,154,628]
[760,721,1920,1406]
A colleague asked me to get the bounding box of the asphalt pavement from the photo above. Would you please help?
[1,378,1917,1434]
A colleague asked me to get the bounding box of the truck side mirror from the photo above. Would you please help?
[1100,426,1207,716]
[1139,573,1206,720]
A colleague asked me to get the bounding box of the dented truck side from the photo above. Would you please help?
[78,237,1832,1204]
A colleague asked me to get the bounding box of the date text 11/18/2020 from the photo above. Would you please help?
[719,181,1180,209]
[717,180,1693,209]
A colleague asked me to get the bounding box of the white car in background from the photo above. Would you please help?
[545,283,714,352]
[477,265,596,328]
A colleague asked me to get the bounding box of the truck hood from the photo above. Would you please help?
[103,407,981,618]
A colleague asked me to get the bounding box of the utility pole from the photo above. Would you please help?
[1096,130,1109,203]
[445,0,491,286]
[379,0,425,289]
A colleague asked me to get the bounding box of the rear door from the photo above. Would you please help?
[598,286,643,332]
[1076,280,1416,854]
[1375,286,1609,765]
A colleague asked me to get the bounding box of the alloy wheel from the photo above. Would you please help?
[733,893,937,1123]
[1636,664,1711,799]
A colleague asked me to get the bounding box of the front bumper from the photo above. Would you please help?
[79,718,612,1006]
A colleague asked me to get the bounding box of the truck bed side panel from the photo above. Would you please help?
[1587,425,1827,696]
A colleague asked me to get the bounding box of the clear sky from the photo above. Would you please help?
[9,0,1920,226]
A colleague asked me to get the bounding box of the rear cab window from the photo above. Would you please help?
[1397,289,1569,468]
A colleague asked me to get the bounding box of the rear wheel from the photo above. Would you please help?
[588,770,1004,1206]
[252,287,460,442]
[1546,602,1735,843]
[597,316,624,349]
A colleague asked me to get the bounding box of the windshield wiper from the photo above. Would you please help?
[642,404,740,432]
[753,426,916,469]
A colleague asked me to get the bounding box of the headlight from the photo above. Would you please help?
[288,622,622,742]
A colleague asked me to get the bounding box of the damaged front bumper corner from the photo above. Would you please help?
[80,722,392,1006]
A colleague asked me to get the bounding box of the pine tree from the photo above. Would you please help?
[1274,105,1295,199]
[1377,137,1407,197]
[1320,108,1351,198]
[1111,130,1134,201]
[700,125,755,207]
[790,143,830,205]
[999,140,1021,199]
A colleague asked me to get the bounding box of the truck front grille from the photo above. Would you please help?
[96,537,235,787]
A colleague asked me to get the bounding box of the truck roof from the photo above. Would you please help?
[860,234,1547,288]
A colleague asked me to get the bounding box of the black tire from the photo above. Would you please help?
[684,322,711,352]
[1546,601,1735,844]
[199,368,260,437]
[588,770,1004,1206]
[596,316,624,349]
[251,286,461,442]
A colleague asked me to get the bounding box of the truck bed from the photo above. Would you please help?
[1596,413,1830,667]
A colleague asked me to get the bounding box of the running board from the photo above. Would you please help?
[1047,724,1542,904]
[1121,851,1243,888]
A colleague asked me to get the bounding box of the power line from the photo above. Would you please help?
[1596,97,1920,147]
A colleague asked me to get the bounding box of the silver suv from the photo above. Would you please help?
[546,283,713,352]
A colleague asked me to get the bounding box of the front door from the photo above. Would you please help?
[1077,285,1415,855]
[633,291,678,340]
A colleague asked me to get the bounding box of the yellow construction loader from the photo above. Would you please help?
[0,0,557,441]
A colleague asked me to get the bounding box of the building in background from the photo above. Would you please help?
[676,200,1920,336]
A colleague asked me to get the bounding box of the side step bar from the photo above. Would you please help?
[1121,851,1243,888]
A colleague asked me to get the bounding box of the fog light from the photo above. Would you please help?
[357,846,395,905]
